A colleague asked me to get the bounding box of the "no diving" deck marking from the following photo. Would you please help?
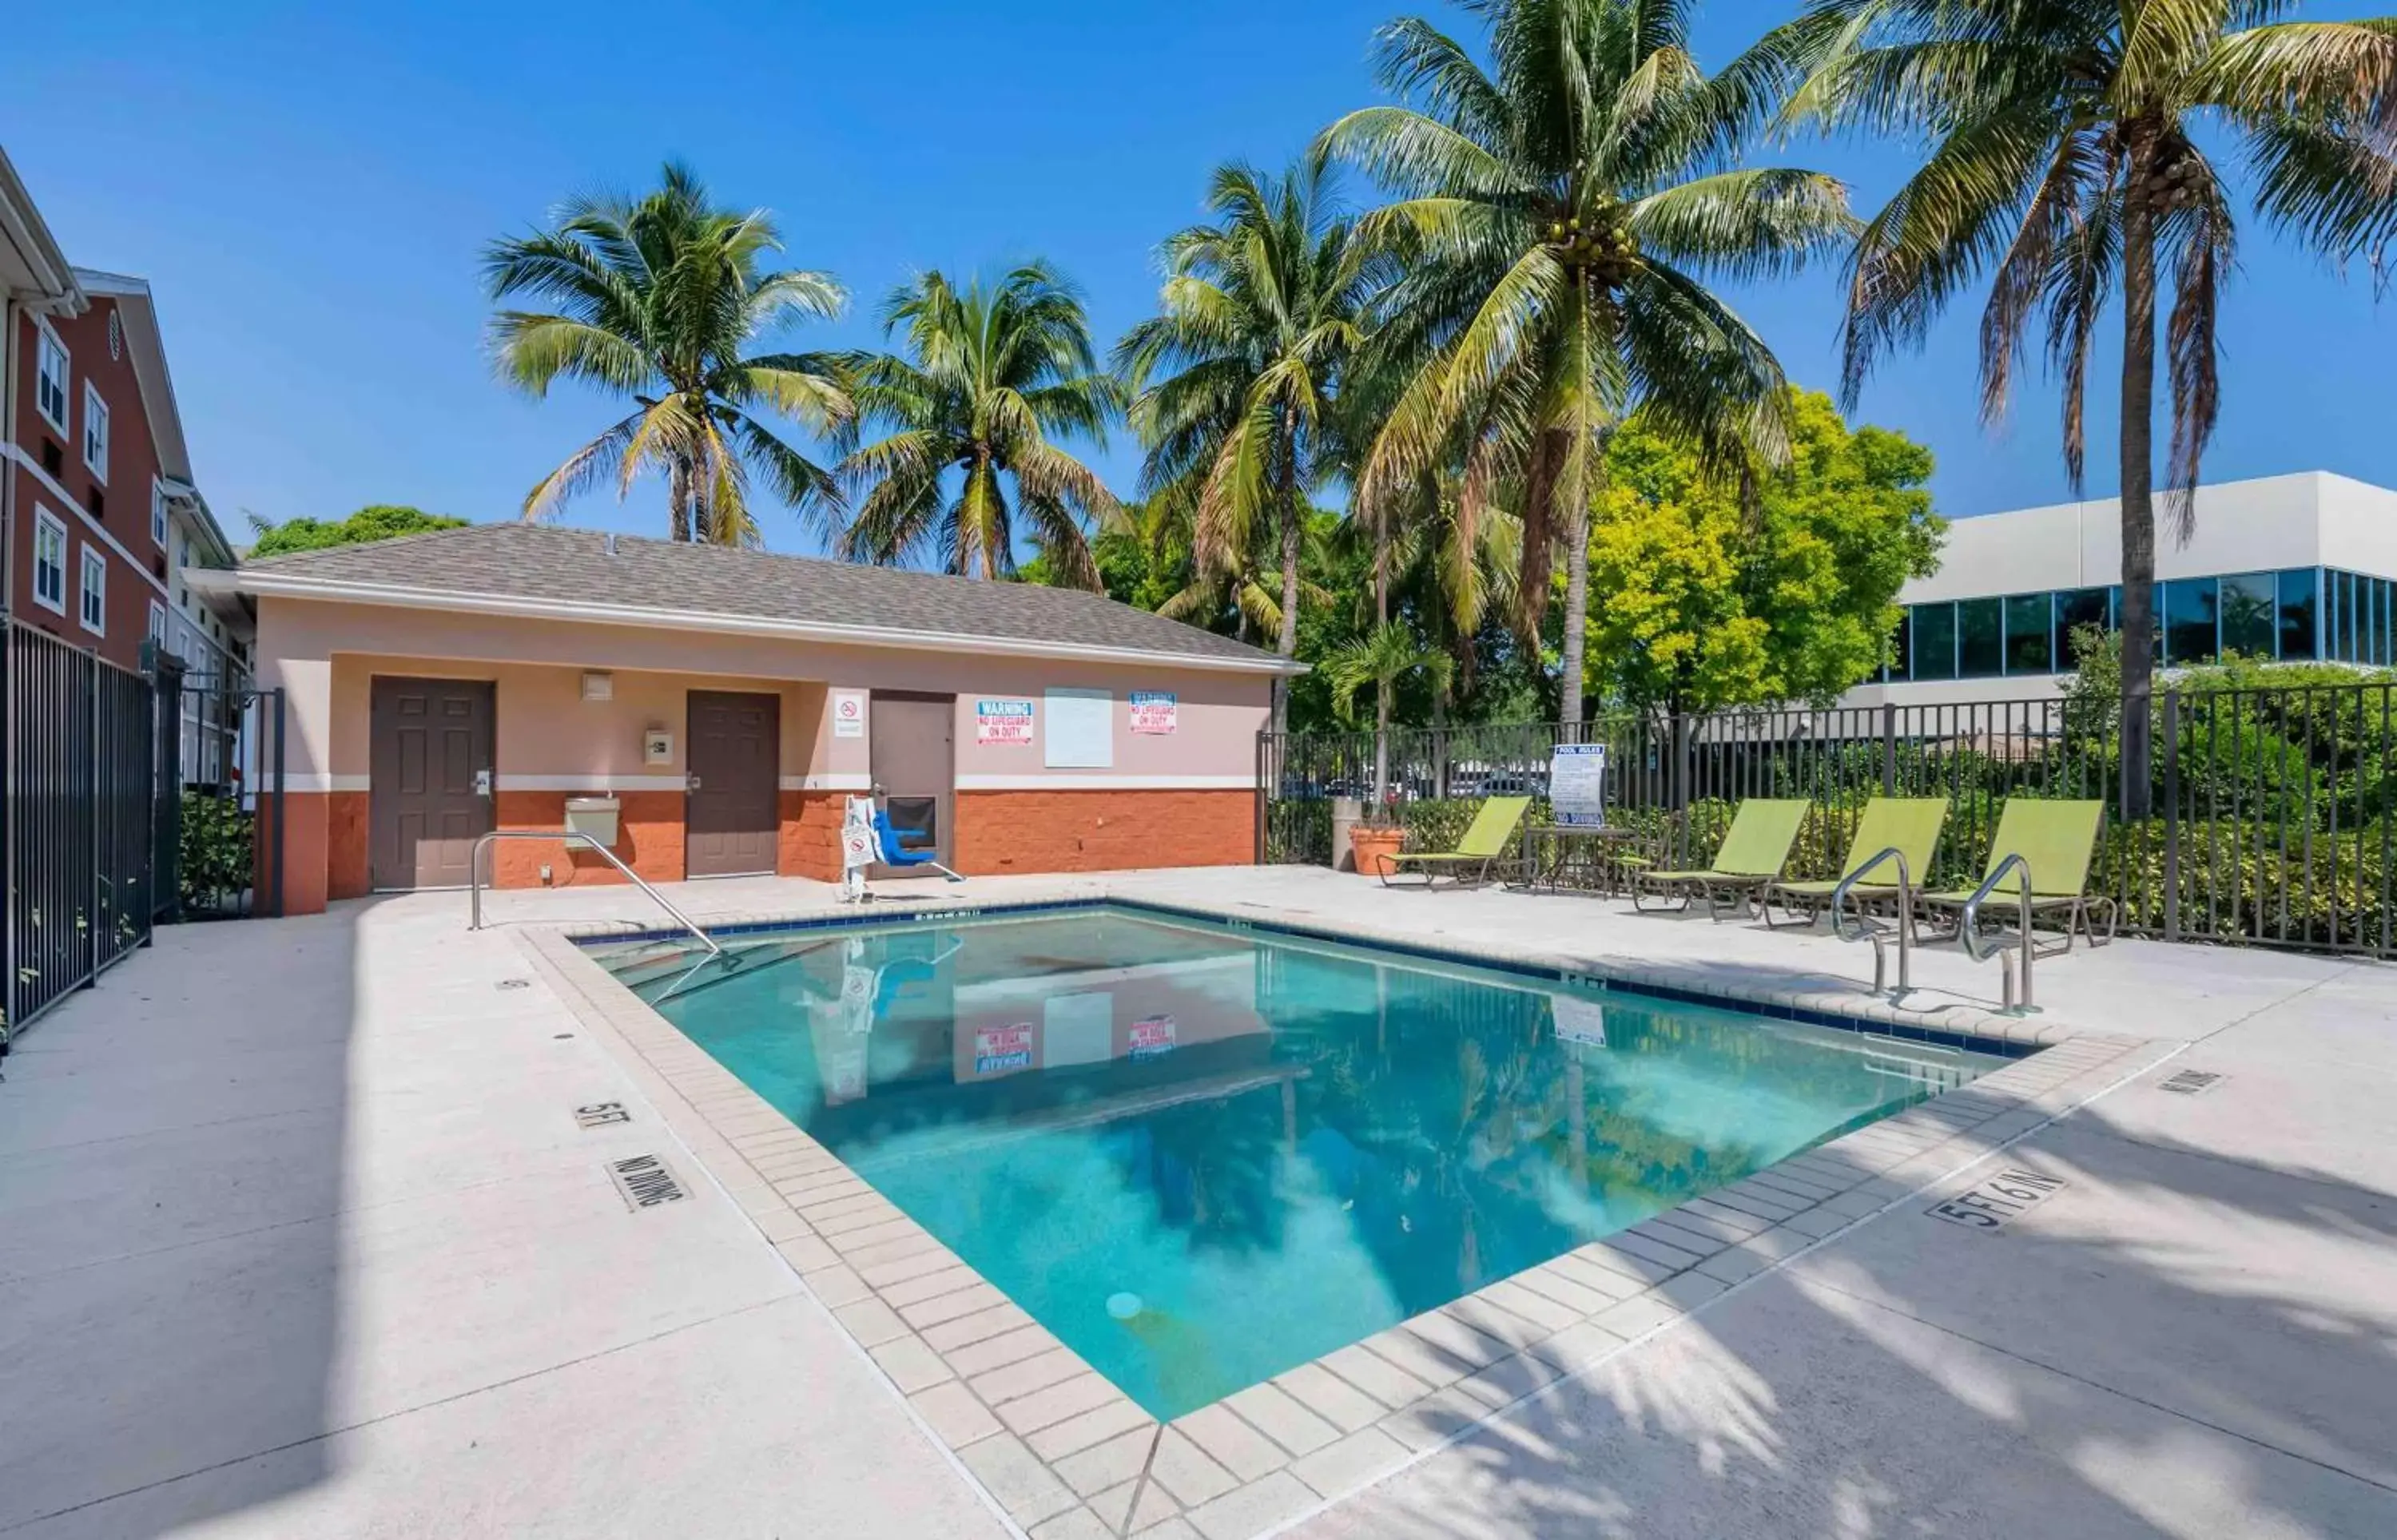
[607,1154,688,1210]
[1926,1167,2068,1231]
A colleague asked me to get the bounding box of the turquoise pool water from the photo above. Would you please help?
[595,904,2007,1419]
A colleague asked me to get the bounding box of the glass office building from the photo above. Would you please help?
[1882,568,2395,684]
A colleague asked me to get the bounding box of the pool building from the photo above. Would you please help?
[191,523,1302,913]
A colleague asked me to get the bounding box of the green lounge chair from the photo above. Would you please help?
[1763,797,1950,931]
[1916,799,2115,953]
[1629,799,1809,920]
[1379,796,1532,888]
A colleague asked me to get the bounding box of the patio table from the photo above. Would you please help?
[1518,824,1649,898]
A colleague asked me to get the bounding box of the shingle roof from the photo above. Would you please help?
[235,522,1295,672]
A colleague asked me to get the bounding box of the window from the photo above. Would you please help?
[82,381,109,483]
[2220,573,2278,658]
[1910,602,1957,681]
[2004,593,2054,674]
[2164,577,2220,665]
[1958,597,2004,677]
[79,546,107,633]
[2279,569,2318,660]
[148,599,168,650]
[31,509,69,613]
[2055,588,2112,667]
[152,481,171,547]
[2335,570,2359,661]
[34,324,69,433]
[1886,607,1911,681]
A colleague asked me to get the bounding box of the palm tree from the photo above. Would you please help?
[1320,0,1857,728]
[1375,469,1523,721]
[838,263,1121,585]
[1324,620,1457,801]
[1117,156,1387,724]
[484,161,852,545]
[1781,0,2397,815]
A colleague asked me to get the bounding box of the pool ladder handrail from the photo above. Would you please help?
[467,830,725,956]
[1958,851,2037,1012]
[1830,846,1914,999]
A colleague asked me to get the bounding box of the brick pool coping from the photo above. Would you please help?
[518,891,2176,1540]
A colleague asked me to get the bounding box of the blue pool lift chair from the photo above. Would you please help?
[872,808,965,883]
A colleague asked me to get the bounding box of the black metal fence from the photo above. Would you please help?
[4,620,158,1042]
[1260,681,2397,959]
[167,673,285,919]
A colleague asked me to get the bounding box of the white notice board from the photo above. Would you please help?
[1044,688,1113,768]
[1548,743,1608,827]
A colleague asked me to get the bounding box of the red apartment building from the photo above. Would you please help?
[2,146,244,681]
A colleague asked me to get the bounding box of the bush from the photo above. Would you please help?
[178,792,254,913]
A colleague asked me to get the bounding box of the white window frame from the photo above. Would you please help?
[34,320,70,435]
[148,597,169,645]
[79,546,108,634]
[82,381,110,483]
[31,507,70,614]
[152,478,171,547]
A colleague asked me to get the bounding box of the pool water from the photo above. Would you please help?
[595,905,2007,1419]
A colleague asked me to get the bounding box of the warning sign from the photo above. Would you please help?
[832,689,867,739]
[1129,692,1178,734]
[1129,1014,1177,1060]
[976,698,1034,745]
[973,1022,1035,1076]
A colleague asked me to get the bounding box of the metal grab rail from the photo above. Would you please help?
[467,830,724,956]
[1959,852,2036,1012]
[1830,846,1915,998]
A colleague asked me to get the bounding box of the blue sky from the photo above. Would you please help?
[8,1,2394,552]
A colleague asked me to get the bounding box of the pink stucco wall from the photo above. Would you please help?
[254,597,1274,790]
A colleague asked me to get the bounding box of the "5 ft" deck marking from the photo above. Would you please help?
[1926,1167,2069,1231]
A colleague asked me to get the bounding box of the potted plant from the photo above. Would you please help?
[1348,795,1407,877]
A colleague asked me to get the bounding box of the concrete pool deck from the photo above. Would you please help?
[3,865,2392,1538]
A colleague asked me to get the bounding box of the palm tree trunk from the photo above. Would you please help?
[669,455,694,542]
[1274,410,1302,732]
[2118,161,2160,822]
[1373,673,1392,808]
[1559,510,1590,736]
[1373,522,1392,787]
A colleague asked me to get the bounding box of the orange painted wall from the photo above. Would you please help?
[270,792,331,915]
[327,792,369,900]
[952,789,1254,875]
[488,790,686,889]
[779,791,844,881]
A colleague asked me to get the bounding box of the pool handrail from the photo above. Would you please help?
[1958,851,2037,1011]
[467,829,724,956]
[1830,845,1914,998]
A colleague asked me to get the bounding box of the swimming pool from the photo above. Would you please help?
[593,903,2010,1419]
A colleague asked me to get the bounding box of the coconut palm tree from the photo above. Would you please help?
[1780,0,2397,814]
[1325,620,1456,800]
[484,161,853,545]
[1117,155,1388,723]
[838,263,1121,585]
[1320,0,1858,728]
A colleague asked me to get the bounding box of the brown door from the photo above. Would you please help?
[687,690,780,877]
[368,677,495,890]
[869,692,954,875]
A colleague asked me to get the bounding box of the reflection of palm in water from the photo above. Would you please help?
[1117,1303,1225,1412]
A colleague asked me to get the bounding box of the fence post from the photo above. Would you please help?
[1880,703,1897,795]
[2162,688,2181,943]
[84,653,101,990]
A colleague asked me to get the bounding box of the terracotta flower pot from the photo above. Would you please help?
[1350,825,1406,878]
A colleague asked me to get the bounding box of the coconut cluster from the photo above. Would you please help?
[1544,212,1640,276]
[2141,158,2205,209]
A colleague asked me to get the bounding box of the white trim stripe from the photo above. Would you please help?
[953,773,1254,792]
[280,773,371,793]
[3,442,173,600]
[781,772,871,791]
[494,773,688,792]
